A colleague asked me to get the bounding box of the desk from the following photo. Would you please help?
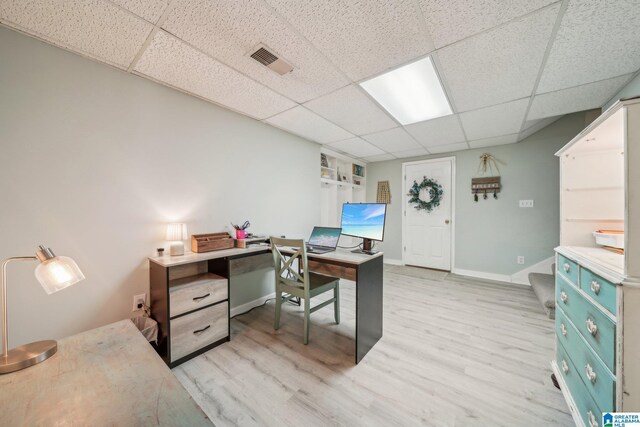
[149,247,383,365]
[0,320,211,426]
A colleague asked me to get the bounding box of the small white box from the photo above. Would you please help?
[592,231,624,249]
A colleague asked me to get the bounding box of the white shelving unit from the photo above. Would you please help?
[320,148,367,245]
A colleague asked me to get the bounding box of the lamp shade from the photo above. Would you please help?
[166,223,188,241]
[34,255,85,295]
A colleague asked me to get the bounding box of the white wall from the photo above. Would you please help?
[603,71,640,110]
[0,27,320,347]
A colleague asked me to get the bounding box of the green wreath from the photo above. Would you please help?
[408,177,443,212]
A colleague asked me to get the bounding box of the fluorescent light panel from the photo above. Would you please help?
[360,57,452,125]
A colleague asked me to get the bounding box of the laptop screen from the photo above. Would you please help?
[308,227,341,248]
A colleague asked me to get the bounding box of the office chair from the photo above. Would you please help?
[270,237,340,345]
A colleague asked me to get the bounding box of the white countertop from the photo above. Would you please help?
[0,320,211,426]
[150,246,383,268]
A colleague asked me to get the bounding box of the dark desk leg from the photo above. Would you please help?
[355,255,383,364]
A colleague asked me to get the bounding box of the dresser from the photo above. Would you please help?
[552,98,640,426]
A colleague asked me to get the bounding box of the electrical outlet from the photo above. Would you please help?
[133,293,146,311]
[519,200,534,208]
[517,256,525,265]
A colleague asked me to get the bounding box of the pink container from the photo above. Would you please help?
[236,229,246,239]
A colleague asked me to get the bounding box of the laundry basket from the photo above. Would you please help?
[131,315,158,344]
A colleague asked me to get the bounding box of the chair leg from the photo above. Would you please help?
[303,298,310,345]
[334,284,340,325]
[274,290,282,330]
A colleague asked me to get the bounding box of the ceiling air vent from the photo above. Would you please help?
[249,44,293,76]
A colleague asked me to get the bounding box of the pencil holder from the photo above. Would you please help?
[236,229,246,239]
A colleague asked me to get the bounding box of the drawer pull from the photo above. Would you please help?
[560,291,568,303]
[587,410,599,427]
[192,293,211,302]
[561,359,569,374]
[585,364,597,383]
[193,325,211,335]
[590,280,601,294]
[586,318,598,336]
[563,263,571,273]
[560,323,567,336]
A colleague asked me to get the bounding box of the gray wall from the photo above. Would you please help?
[366,113,589,275]
[0,27,320,347]
[604,72,640,110]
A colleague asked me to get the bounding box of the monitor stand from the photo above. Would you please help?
[351,238,378,255]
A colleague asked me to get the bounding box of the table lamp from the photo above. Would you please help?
[1,245,85,374]
[166,223,188,256]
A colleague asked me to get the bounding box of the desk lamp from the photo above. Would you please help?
[166,223,188,256]
[1,245,85,374]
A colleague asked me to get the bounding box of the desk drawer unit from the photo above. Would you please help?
[554,249,623,426]
[170,302,228,363]
[170,273,227,318]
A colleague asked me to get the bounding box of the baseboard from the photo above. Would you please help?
[452,268,512,284]
[384,258,403,266]
[229,292,275,318]
[510,256,555,285]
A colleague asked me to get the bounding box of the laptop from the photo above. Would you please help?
[306,227,341,254]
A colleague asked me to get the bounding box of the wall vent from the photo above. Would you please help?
[249,44,293,76]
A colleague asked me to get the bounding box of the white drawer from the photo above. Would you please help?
[170,302,228,362]
[170,273,227,318]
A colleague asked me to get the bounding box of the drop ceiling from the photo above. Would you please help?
[1,0,639,162]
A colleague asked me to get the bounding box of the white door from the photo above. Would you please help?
[403,158,454,270]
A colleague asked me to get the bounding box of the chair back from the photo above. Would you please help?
[270,237,309,297]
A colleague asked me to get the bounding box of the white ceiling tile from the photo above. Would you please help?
[264,106,354,144]
[362,128,421,152]
[460,98,529,140]
[304,85,397,135]
[392,148,430,158]
[134,31,296,120]
[468,133,519,148]
[427,142,469,153]
[419,0,556,48]
[437,5,560,112]
[528,75,632,120]
[327,138,385,158]
[0,0,153,68]
[162,0,348,103]
[110,0,167,23]
[363,153,396,162]
[519,116,561,140]
[537,1,640,93]
[405,114,466,147]
[264,0,434,81]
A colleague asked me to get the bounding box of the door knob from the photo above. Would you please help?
[445,220,450,224]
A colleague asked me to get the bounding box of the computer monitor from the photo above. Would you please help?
[340,203,386,254]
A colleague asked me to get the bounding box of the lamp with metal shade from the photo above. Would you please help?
[1,245,84,374]
[166,223,188,256]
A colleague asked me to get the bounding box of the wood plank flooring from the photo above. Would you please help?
[173,265,573,426]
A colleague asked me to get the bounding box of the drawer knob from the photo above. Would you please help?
[586,318,598,336]
[563,263,571,273]
[585,364,597,383]
[587,410,599,427]
[561,359,569,374]
[193,293,211,302]
[193,325,211,335]
[560,323,567,336]
[560,291,568,303]
[590,280,601,295]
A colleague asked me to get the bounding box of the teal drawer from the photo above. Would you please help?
[557,343,604,427]
[557,307,615,411]
[557,253,579,286]
[556,275,616,372]
[580,267,617,316]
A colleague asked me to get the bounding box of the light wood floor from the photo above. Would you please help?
[173,265,573,427]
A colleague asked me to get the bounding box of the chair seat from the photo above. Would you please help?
[308,272,339,296]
